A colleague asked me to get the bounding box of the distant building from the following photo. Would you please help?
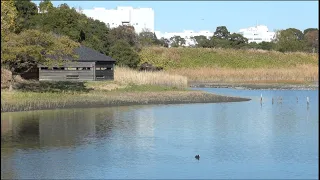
[155,30,214,47]
[238,25,276,43]
[82,6,155,34]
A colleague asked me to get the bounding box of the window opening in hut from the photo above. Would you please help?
[96,75,105,79]
[66,75,79,79]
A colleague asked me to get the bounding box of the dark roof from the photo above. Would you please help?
[45,46,116,62]
[75,46,115,62]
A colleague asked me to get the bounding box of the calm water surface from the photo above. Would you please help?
[1,88,318,179]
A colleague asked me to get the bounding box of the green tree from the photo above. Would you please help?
[81,18,110,55]
[304,29,318,53]
[228,33,248,49]
[109,40,140,68]
[303,28,318,35]
[30,3,82,41]
[214,26,230,39]
[158,38,170,48]
[210,36,230,48]
[29,2,111,55]
[170,36,186,47]
[14,0,38,33]
[39,0,54,13]
[139,28,158,47]
[1,29,80,90]
[1,0,18,36]
[192,35,212,48]
[275,28,306,52]
[259,41,275,51]
[247,42,259,49]
[108,25,139,49]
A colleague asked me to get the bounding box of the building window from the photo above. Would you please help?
[66,67,77,70]
[122,21,130,26]
[96,75,105,79]
[66,75,79,79]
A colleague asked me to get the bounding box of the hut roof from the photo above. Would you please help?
[75,46,116,62]
[45,46,116,62]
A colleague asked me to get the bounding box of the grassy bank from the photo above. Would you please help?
[139,47,319,83]
[1,90,250,112]
[1,67,249,113]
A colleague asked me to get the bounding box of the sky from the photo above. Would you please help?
[33,1,318,33]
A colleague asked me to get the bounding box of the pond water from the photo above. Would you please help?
[1,88,318,179]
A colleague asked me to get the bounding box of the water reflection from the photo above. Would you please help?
[1,88,318,179]
[1,107,157,150]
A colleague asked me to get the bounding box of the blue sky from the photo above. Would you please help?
[33,1,318,33]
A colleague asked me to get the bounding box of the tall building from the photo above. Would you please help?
[82,6,155,34]
[238,25,276,43]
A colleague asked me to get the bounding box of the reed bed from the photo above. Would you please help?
[114,66,188,88]
[168,64,318,83]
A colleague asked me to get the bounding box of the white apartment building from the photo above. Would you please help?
[82,6,155,34]
[238,25,275,43]
[155,30,214,47]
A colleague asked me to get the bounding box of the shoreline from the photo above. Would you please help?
[189,82,319,90]
[1,91,251,113]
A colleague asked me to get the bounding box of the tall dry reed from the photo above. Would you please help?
[114,66,188,88]
[168,64,319,83]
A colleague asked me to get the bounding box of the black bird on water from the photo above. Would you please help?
[195,155,200,160]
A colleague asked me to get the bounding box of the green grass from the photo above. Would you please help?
[139,47,319,69]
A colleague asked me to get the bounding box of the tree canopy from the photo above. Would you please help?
[170,36,186,47]
[1,0,18,36]
[214,26,230,39]
[275,28,306,52]
[139,29,159,47]
[1,29,80,75]
[109,40,140,68]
